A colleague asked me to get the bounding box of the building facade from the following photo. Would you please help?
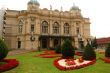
[97,37,110,49]
[3,0,91,50]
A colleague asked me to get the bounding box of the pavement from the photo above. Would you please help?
[8,49,31,56]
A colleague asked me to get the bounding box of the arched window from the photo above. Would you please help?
[53,22,59,34]
[42,21,48,34]
[64,23,70,34]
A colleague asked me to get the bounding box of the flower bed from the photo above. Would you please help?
[75,51,83,56]
[40,55,61,58]
[34,51,61,58]
[54,58,96,70]
[99,52,105,54]
[43,51,56,55]
[100,57,110,63]
[0,59,19,72]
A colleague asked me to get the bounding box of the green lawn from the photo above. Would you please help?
[0,62,7,65]
[3,51,110,73]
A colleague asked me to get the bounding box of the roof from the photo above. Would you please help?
[70,3,79,11]
[97,37,110,44]
[28,0,40,6]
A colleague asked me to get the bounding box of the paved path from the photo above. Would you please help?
[8,49,31,56]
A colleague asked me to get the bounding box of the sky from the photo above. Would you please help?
[0,0,110,38]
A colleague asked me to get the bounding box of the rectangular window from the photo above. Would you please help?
[76,27,80,35]
[31,25,34,32]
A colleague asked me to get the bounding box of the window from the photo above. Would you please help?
[76,22,80,27]
[76,22,80,35]
[30,17,36,21]
[42,21,48,34]
[76,27,80,34]
[18,19,23,33]
[18,25,23,33]
[31,24,34,32]
[53,22,59,34]
[64,23,70,34]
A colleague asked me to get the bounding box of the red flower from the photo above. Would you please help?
[78,58,84,63]
[54,58,96,70]
[75,51,83,56]
[99,52,105,54]
[0,59,19,72]
[100,57,110,63]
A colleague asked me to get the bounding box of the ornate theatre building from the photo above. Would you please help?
[3,0,91,50]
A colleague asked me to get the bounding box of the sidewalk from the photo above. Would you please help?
[8,49,31,56]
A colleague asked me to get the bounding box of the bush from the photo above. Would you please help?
[61,39,75,58]
[91,37,98,49]
[74,47,78,50]
[49,47,55,50]
[82,42,96,60]
[55,44,61,54]
[105,43,110,58]
[0,38,8,61]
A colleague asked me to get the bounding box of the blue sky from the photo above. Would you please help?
[0,0,110,38]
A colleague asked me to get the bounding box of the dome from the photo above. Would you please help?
[28,0,40,6]
[70,3,79,10]
[70,6,79,10]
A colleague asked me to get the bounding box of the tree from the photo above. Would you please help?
[55,44,61,54]
[82,42,96,60]
[105,43,110,58]
[61,39,75,58]
[91,37,98,49]
[0,38,8,61]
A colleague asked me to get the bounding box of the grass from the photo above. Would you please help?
[3,51,110,73]
[0,61,7,65]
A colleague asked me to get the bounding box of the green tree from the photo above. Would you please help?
[91,37,98,49]
[82,42,96,60]
[105,43,110,58]
[61,39,75,58]
[55,44,61,54]
[0,38,8,61]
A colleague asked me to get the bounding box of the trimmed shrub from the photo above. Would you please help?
[74,47,78,50]
[82,42,96,60]
[61,39,75,58]
[91,37,98,49]
[105,43,110,58]
[0,38,8,61]
[55,44,61,54]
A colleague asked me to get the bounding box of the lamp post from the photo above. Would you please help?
[2,11,6,41]
[30,32,35,50]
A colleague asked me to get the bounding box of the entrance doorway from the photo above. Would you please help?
[41,39,48,48]
[18,41,21,48]
[53,39,59,47]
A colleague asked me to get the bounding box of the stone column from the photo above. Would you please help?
[26,17,30,34]
[49,38,53,48]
